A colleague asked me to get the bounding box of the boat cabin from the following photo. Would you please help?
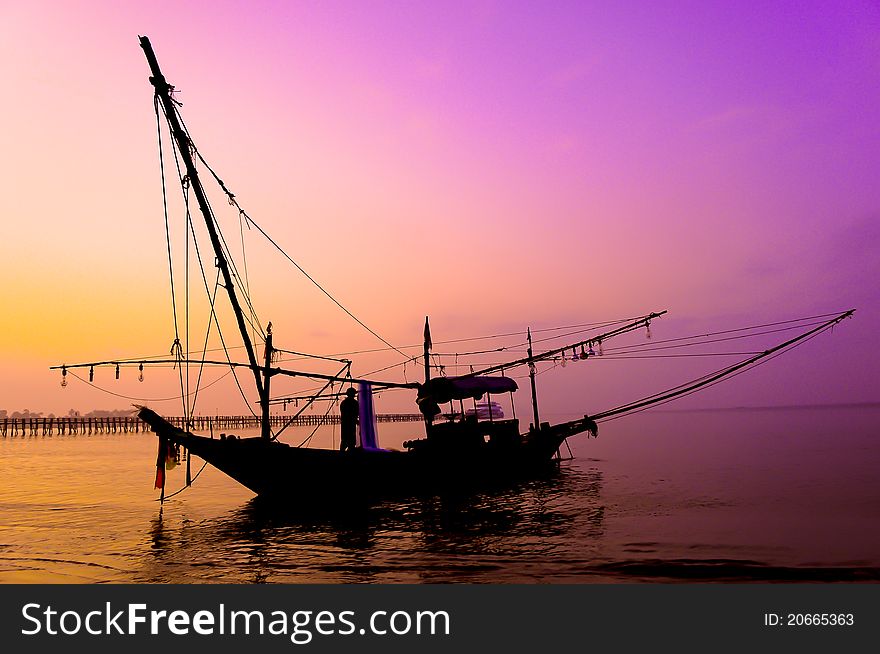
[405,376,521,453]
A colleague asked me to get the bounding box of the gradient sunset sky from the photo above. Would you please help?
[0,1,877,418]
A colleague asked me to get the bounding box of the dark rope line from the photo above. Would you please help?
[238,208,258,350]
[579,351,764,359]
[158,458,209,501]
[158,100,266,343]
[296,395,339,448]
[465,312,664,379]
[154,96,188,419]
[591,312,851,422]
[596,326,835,425]
[67,369,233,402]
[168,108,262,326]
[430,317,636,356]
[89,315,639,367]
[273,348,351,364]
[171,109,394,359]
[159,103,262,419]
[185,208,260,419]
[155,97,181,345]
[273,364,350,441]
[244,208,409,358]
[602,315,839,353]
[601,320,829,356]
[188,268,221,417]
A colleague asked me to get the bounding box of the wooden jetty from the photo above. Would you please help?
[0,413,423,437]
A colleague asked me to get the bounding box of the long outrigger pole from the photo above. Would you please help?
[466,311,667,379]
[529,309,855,443]
[139,36,271,437]
[589,309,855,422]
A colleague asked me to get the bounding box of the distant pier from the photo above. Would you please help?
[0,413,423,437]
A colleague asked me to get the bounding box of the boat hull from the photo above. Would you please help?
[139,408,585,501]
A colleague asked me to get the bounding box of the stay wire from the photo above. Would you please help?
[174,109,407,361]
[187,267,222,416]
[592,317,847,422]
[596,326,835,425]
[160,101,261,418]
[154,96,187,419]
[596,320,829,357]
[159,101,266,343]
[67,369,233,403]
[185,207,260,419]
[159,458,209,501]
[296,395,340,448]
[602,314,840,353]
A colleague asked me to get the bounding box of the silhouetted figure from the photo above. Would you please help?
[340,387,358,452]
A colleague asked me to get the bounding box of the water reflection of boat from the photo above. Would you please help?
[142,467,605,583]
[54,37,854,506]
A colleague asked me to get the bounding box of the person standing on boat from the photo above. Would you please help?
[339,387,359,452]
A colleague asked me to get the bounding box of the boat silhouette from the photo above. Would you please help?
[53,37,855,504]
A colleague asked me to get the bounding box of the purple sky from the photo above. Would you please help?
[0,1,877,416]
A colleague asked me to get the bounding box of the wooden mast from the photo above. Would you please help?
[261,323,274,440]
[139,36,267,410]
[423,316,431,384]
[527,328,541,431]
[423,316,433,429]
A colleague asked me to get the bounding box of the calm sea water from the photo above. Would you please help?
[1,407,878,583]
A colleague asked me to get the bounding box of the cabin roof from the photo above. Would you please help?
[417,375,518,405]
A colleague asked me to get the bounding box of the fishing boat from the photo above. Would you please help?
[52,37,855,504]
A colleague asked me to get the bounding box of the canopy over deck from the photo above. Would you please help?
[417,376,518,418]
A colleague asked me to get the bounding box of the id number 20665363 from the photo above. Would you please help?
[763,613,854,627]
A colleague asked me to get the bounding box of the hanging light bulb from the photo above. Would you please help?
[560,354,566,368]
[115,363,120,380]
[61,366,68,388]
[571,347,579,361]
[597,339,604,356]
[138,363,144,382]
[89,366,94,382]
[580,344,588,359]
[646,321,652,339]
[588,342,596,356]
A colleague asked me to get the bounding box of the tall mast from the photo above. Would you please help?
[527,328,540,430]
[423,316,433,429]
[423,316,432,385]
[261,323,273,439]
[139,36,265,403]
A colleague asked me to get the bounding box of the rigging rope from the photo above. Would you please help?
[67,369,233,402]
[603,318,832,355]
[590,313,852,423]
[154,97,188,420]
[185,209,260,419]
[169,109,400,359]
[158,458,209,501]
[157,101,261,419]
[188,268,222,416]
[296,393,340,448]
[159,100,266,341]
